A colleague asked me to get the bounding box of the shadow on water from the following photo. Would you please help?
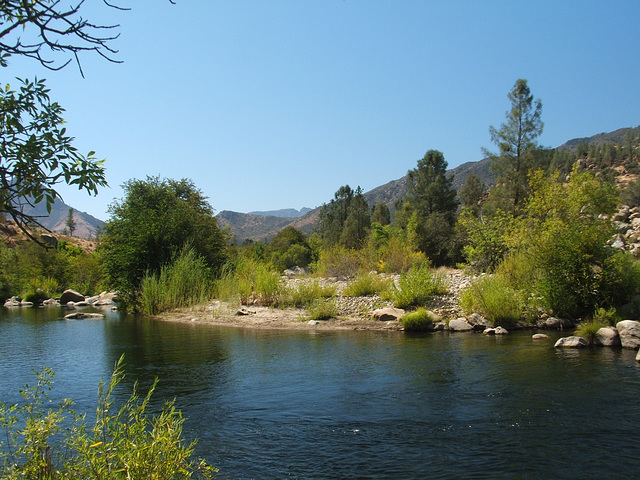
[2,308,640,479]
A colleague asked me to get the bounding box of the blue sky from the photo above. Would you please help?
[5,1,640,220]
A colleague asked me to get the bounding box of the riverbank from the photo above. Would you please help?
[157,268,473,331]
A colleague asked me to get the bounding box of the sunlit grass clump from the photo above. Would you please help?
[342,271,393,297]
[391,263,448,309]
[401,308,436,332]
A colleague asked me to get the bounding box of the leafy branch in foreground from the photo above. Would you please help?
[0,355,217,479]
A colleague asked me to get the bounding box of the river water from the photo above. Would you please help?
[1,306,639,479]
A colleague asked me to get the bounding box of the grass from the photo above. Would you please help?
[342,272,393,297]
[279,279,336,308]
[391,263,449,309]
[574,319,608,345]
[140,247,213,315]
[307,298,337,320]
[401,308,436,332]
[459,275,522,327]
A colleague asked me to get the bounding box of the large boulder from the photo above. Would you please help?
[371,307,404,322]
[4,296,21,307]
[65,312,105,319]
[615,320,640,349]
[448,318,474,332]
[59,289,85,304]
[554,336,589,348]
[594,327,621,347]
[532,333,549,340]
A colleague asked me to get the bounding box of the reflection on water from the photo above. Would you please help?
[1,307,640,479]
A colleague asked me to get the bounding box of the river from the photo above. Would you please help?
[1,306,639,479]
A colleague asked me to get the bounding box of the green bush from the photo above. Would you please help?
[459,275,523,327]
[342,272,393,297]
[0,356,217,479]
[307,299,337,320]
[213,257,283,306]
[391,262,448,309]
[401,308,436,332]
[574,318,609,345]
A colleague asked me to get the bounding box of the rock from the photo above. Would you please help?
[20,300,34,307]
[432,322,446,331]
[284,266,309,277]
[532,333,549,340]
[448,318,474,331]
[494,326,508,335]
[594,327,621,347]
[615,320,640,349]
[4,296,21,307]
[468,313,489,328]
[611,235,626,250]
[60,289,85,304]
[39,233,58,248]
[543,317,573,329]
[554,336,589,348]
[42,298,59,306]
[637,349,640,363]
[74,301,91,307]
[371,307,404,322]
[236,307,256,316]
[94,291,118,306]
[308,320,320,326]
[64,312,105,319]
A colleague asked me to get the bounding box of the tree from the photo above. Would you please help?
[371,202,391,225]
[267,226,312,272]
[98,177,227,305]
[0,0,127,74]
[399,150,459,265]
[318,185,370,249]
[0,78,106,243]
[459,173,485,214]
[65,208,76,236]
[486,79,544,210]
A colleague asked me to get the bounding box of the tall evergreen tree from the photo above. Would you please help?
[486,79,544,210]
[65,208,77,237]
[400,150,459,265]
[318,185,370,249]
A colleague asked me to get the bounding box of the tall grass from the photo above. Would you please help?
[459,275,523,327]
[342,271,393,297]
[401,308,436,332]
[213,257,282,306]
[279,279,337,308]
[140,248,213,315]
[391,262,449,309]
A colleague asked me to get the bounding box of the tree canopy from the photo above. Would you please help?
[98,177,227,304]
[318,185,371,249]
[486,78,544,210]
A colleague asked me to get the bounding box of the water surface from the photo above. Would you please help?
[1,306,639,479]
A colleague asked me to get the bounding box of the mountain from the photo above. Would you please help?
[16,198,103,239]
[217,125,638,243]
[248,207,312,218]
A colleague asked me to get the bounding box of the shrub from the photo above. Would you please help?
[401,308,436,332]
[307,298,337,320]
[315,246,371,279]
[0,356,217,479]
[391,262,448,309]
[342,272,393,297]
[459,275,523,327]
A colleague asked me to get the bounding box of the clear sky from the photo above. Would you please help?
[5,0,640,220]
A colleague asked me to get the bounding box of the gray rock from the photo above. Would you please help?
[432,322,446,331]
[543,317,573,329]
[94,291,118,306]
[42,298,59,306]
[308,320,320,326]
[636,349,640,363]
[594,327,621,347]
[236,307,256,316]
[371,307,404,322]
[468,313,488,327]
[448,318,474,331]
[494,326,508,335]
[615,320,640,349]
[64,312,105,319]
[532,333,549,340]
[20,300,34,307]
[60,289,85,304]
[554,336,589,348]
[4,296,21,307]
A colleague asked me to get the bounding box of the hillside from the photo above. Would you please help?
[217,126,638,243]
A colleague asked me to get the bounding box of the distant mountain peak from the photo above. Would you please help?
[248,207,312,218]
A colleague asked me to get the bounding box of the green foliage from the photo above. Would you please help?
[318,185,371,249]
[342,272,393,297]
[214,256,282,306]
[65,208,77,237]
[459,275,523,327]
[459,173,485,213]
[307,299,337,320]
[315,245,370,279]
[458,207,513,272]
[398,150,459,265]
[0,357,217,479]
[621,178,640,207]
[139,247,213,315]
[371,203,391,225]
[0,78,107,244]
[486,78,545,210]
[99,177,227,307]
[266,226,312,272]
[574,318,609,345]
[401,308,436,332]
[279,280,336,308]
[391,262,448,309]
